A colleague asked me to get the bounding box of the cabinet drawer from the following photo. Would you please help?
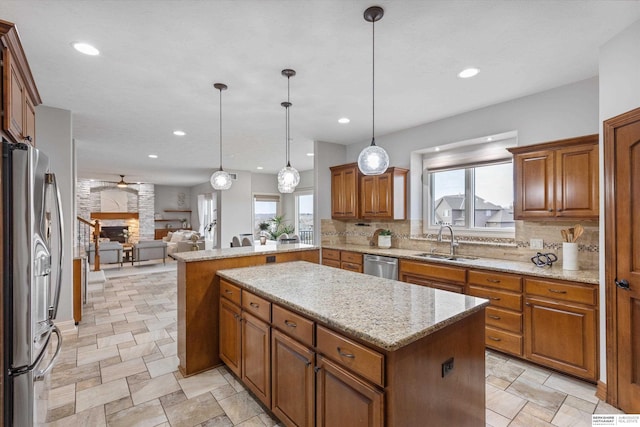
[399,260,465,283]
[322,259,341,269]
[220,279,241,306]
[341,251,362,265]
[486,306,522,333]
[467,285,522,311]
[485,327,523,356]
[323,248,340,261]
[525,278,596,306]
[341,262,363,273]
[242,290,271,323]
[316,325,384,387]
[468,270,522,292]
[272,304,314,348]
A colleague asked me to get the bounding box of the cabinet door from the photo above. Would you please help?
[401,273,464,294]
[316,355,383,427]
[331,170,346,216]
[219,298,242,377]
[24,94,36,145]
[513,149,555,219]
[242,311,271,407]
[555,143,599,218]
[374,173,392,217]
[360,175,377,217]
[272,330,314,427]
[5,49,25,142]
[331,166,359,219]
[524,297,597,381]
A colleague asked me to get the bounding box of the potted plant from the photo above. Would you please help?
[378,229,392,248]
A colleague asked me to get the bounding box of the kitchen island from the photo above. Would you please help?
[217,261,489,427]
[171,244,319,376]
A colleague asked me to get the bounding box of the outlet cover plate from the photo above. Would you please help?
[530,238,544,250]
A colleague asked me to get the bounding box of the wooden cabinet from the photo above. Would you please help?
[467,269,523,356]
[219,297,242,377]
[322,248,363,273]
[316,355,383,427]
[360,167,408,220]
[330,163,360,219]
[271,330,315,427]
[242,310,271,407]
[399,259,466,294]
[524,277,597,381]
[1,20,41,146]
[508,134,598,220]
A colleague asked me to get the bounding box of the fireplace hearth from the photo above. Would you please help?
[101,226,129,243]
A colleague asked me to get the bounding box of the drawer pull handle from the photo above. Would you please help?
[548,289,567,294]
[486,279,501,283]
[488,336,502,342]
[224,290,233,295]
[488,315,501,320]
[249,302,260,309]
[337,347,355,359]
[489,297,501,301]
[284,320,297,328]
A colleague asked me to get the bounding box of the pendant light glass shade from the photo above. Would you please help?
[211,83,232,190]
[278,69,299,193]
[358,6,389,176]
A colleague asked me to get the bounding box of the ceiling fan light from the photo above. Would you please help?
[210,169,232,190]
[116,182,127,188]
[358,141,389,175]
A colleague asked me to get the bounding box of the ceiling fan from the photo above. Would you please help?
[115,175,129,188]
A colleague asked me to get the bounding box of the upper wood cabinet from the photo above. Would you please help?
[360,167,408,220]
[1,20,41,146]
[508,134,599,220]
[330,163,360,219]
[330,163,408,220]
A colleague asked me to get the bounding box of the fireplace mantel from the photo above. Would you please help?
[91,212,139,220]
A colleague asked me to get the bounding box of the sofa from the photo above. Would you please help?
[87,241,123,265]
[162,230,203,254]
[133,240,168,264]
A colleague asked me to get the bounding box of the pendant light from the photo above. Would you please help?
[357,6,389,176]
[210,83,233,190]
[277,69,300,193]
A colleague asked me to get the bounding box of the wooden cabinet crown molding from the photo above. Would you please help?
[507,134,598,155]
[1,20,41,105]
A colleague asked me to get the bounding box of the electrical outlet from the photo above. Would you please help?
[530,238,544,250]
[441,357,454,377]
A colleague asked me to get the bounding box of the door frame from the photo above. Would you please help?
[603,106,640,406]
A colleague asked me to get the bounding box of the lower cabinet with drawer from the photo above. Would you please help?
[399,259,466,293]
[524,278,598,381]
[321,248,363,273]
[466,269,524,357]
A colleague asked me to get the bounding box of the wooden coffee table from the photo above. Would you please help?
[122,244,134,265]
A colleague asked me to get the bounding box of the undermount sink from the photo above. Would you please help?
[414,253,478,261]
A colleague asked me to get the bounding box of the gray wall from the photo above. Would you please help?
[314,141,348,231]
[155,185,193,225]
[597,18,640,384]
[36,106,74,324]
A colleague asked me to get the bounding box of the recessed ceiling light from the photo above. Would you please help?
[256,166,263,170]
[306,152,314,157]
[435,147,440,152]
[72,42,99,56]
[148,154,158,159]
[173,130,186,136]
[338,117,350,124]
[458,67,479,79]
[487,137,493,142]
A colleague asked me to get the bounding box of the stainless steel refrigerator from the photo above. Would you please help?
[3,139,64,426]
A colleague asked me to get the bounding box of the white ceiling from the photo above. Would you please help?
[3,0,640,186]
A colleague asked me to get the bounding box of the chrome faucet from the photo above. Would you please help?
[437,225,459,258]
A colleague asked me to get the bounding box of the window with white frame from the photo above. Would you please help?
[253,194,280,235]
[295,191,314,244]
[423,132,516,234]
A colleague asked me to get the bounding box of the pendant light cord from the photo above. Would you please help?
[286,75,291,167]
[372,18,376,145]
[219,87,223,170]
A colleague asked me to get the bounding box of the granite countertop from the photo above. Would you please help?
[322,243,599,285]
[217,261,489,352]
[170,243,318,262]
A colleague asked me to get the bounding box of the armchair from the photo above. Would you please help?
[87,241,123,265]
[133,240,168,265]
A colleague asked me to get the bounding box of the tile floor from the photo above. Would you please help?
[44,269,624,426]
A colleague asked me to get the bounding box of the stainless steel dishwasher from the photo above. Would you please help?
[363,254,399,280]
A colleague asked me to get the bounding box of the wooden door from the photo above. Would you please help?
[24,95,35,145]
[271,330,314,427]
[331,165,359,219]
[555,143,598,218]
[6,50,25,142]
[374,173,392,217]
[331,170,345,216]
[342,167,358,218]
[316,355,383,427]
[242,311,271,407]
[360,175,377,217]
[513,149,554,219]
[604,108,640,412]
[219,298,242,377]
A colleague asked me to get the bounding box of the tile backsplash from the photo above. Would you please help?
[321,219,599,270]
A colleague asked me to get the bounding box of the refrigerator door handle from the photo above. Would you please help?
[46,172,64,320]
[35,325,62,381]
